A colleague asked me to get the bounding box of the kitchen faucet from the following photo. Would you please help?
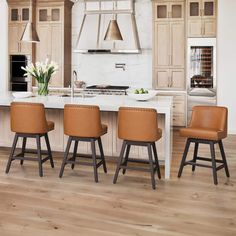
[71,70,77,97]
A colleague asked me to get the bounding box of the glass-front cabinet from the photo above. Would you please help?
[188,0,216,19]
[9,6,30,23]
[187,0,216,37]
[154,1,184,21]
[37,7,62,23]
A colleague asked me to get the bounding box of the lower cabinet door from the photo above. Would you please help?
[155,69,170,89]
[170,69,185,90]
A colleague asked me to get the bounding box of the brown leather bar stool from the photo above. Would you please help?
[6,102,55,177]
[178,106,230,185]
[59,105,107,182]
[113,107,162,189]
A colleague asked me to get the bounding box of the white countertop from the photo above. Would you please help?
[0,92,172,113]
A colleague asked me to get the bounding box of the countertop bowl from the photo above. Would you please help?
[12,92,33,99]
[127,90,158,101]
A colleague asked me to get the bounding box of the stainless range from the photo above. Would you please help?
[187,38,217,122]
[85,85,129,96]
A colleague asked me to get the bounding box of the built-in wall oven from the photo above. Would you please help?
[10,55,30,91]
[187,38,217,122]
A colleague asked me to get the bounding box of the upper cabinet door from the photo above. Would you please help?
[188,0,201,19]
[38,7,62,23]
[154,2,169,21]
[170,22,185,67]
[169,2,184,21]
[21,8,30,22]
[9,8,19,22]
[202,0,216,19]
[154,2,184,21]
[51,8,62,22]
[9,7,30,23]
[38,8,49,22]
[154,22,170,67]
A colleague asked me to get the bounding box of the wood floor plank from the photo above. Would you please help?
[0,131,235,235]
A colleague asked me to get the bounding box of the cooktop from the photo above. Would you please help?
[86,85,129,90]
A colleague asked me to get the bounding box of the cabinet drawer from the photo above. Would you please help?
[173,101,185,114]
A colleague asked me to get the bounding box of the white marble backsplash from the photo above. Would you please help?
[71,0,153,88]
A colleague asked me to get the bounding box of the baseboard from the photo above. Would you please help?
[229,130,236,135]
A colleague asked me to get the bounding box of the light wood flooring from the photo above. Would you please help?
[0,131,235,236]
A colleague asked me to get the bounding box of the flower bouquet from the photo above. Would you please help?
[22,59,58,96]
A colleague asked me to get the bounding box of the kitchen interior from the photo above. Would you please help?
[0,0,235,235]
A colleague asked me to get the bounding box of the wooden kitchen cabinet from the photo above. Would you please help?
[8,23,32,55]
[154,1,184,21]
[8,0,34,55]
[158,92,186,127]
[9,6,30,23]
[187,0,217,37]
[154,21,185,68]
[37,7,62,23]
[155,68,185,89]
[35,0,73,87]
[153,0,185,90]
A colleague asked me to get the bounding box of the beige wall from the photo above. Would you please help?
[217,0,236,134]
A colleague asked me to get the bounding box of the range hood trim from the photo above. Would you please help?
[74,0,141,54]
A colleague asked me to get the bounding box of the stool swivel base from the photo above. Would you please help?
[113,140,161,190]
[59,136,107,182]
[5,133,54,177]
[178,138,230,185]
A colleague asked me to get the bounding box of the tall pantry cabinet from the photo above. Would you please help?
[8,0,35,56]
[35,0,73,87]
[153,0,185,90]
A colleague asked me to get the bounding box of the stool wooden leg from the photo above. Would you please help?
[71,140,79,170]
[152,143,161,179]
[59,137,72,178]
[192,142,199,172]
[45,134,54,168]
[122,144,130,175]
[147,143,156,190]
[218,140,230,178]
[178,138,191,178]
[6,134,19,174]
[91,139,98,183]
[36,135,43,177]
[210,141,218,185]
[20,137,27,165]
[98,137,107,173]
[113,141,126,184]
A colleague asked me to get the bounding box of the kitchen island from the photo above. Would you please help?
[0,92,173,178]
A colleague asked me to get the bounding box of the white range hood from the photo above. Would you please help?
[74,0,141,54]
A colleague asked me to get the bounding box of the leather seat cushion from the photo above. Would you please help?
[47,121,55,132]
[180,127,227,141]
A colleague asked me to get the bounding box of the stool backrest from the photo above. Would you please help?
[118,107,158,142]
[189,106,228,132]
[64,104,103,137]
[11,102,48,134]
